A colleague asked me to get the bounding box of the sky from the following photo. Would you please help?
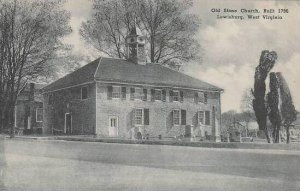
[63,0,300,113]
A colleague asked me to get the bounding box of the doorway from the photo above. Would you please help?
[65,113,72,134]
[109,116,118,137]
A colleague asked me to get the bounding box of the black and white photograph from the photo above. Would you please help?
[0,0,300,190]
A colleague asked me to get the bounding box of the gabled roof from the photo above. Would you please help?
[42,58,100,92]
[42,57,223,93]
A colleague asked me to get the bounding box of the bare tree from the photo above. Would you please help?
[0,0,71,136]
[240,88,256,129]
[222,110,237,129]
[80,0,133,59]
[138,0,200,66]
[80,0,201,68]
[252,50,277,143]
[241,89,255,113]
[39,46,86,83]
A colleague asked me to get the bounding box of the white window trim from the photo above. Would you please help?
[36,108,43,122]
[173,109,181,126]
[173,90,180,102]
[112,85,121,99]
[198,111,205,125]
[198,110,211,126]
[135,108,144,126]
[81,86,88,100]
[154,89,162,101]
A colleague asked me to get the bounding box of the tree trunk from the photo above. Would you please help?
[0,109,3,134]
[275,124,280,143]
[7,105,15,138]
[272,124,281,143]
[0,110,6,134]
[264,128,270,143]
[286,126,290,144]
[150,34,155,63]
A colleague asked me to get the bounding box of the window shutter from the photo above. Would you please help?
[181,109,186,125]
[172,110,176,125]
[81,87,88,100]
[162,89,166,102]
[130,88,135,100]
[144,108,149,125]
[169,90,173,102]
[121,87,126,100]
[205,111,210,125]
[48,94,52,105]
[194,92,199,103]
[143,89,147,101]
[204,93,208,104]
[180,91,184,102]
[132,109,136,126]
[166,111,173,131]
[151,89,155,101]
[107,86,112,100]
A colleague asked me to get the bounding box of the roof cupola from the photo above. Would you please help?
[125,26,146,65]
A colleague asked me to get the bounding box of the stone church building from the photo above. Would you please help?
[42,27,223,141]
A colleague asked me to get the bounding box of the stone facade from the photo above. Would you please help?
[43,83,96,135]
[44,80,221,141]
[95,82,221,140]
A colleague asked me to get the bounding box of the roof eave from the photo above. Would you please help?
[41,81,95,94]
[95,79,223,92]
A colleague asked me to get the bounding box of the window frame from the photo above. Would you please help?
[81,86,88,100]
[173,109,180,125]
[135,108,144,126]
[198,92,205,103]
[121,87,126,100]
[36,108,43,122]
[112,86,121,99]
[198,111,205,125]
[154,89,162,101]
[198,110,211,126]
[172,90,180,102]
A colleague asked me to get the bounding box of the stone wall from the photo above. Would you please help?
[43,83,96,135]
[95,82,221,139]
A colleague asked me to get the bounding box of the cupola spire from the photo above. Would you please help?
[125,25,146,65]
